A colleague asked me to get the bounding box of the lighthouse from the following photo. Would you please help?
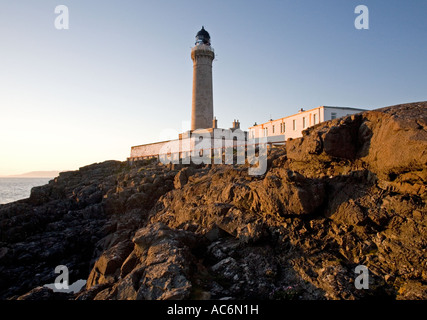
[191,26,215,131]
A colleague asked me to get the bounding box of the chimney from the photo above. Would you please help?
[212,117,218,129]
[232,119,240,129]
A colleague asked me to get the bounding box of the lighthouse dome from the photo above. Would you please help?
[195,26,211,45]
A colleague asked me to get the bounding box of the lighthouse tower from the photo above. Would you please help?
[191,26,215,131]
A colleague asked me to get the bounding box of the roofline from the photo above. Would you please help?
[131,139,175,149]
[249,106,367,129]
[321,106,368,111]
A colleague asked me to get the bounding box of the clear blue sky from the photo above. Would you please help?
[0,0,426,175]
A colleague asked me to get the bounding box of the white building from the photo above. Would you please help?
[248,106,366,144]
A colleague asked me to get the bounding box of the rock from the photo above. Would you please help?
[16,286,74,300]
[137,262,192,300]
[251,169,325,216]
[0,247,8,260]
[75,283,111,300]
[360,104,427,179]
[125,192,148,210]
[76,223,204,300]
[114,266,145,300]
[132,222,200,251]
[120,251,140,278]
[86,241,134,289]
[1,102,426,301]
[174,167,196,189]
[132,224,201,300]
[396,280,427,300]
[328,199,367,226]
[384,274,395,283]
[29,185,53,205]
[287,102,427,180]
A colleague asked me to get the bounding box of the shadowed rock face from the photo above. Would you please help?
[1,102,426,300]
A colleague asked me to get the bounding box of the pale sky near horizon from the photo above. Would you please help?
[0,0,426,175]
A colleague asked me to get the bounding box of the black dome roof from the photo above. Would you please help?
[196,26,210,39]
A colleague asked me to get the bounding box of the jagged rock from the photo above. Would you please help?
[132,224,199,300]
[396,280,427,300]
[125,192,148,210]
[16,286,74,300]
[0,160,174,299]
[80,223,203,300]
[252,169,326,216]
[1,102,426,300]
[75,283,111,300]
[360,104,427,179]
[86,240,134,288]
[174,167,196,189]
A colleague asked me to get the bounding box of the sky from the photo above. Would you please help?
[0,0,426,175]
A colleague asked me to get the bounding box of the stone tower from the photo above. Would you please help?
[191,26,215,131]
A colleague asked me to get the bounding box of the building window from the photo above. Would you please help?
[303,117,306,128]
[313,114,317,124]
[331,112,337,120]
[272,125,275,134]
[293,119,296,131]
[264,128,268,137]
[283,123,285,133]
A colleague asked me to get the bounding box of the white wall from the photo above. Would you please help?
[249,107,324,141]
[130,129,250,159]
[249,106,365,142]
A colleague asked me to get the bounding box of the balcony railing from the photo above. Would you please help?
[192,44,214,53]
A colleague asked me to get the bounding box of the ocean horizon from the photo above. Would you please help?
[0,177,52,205]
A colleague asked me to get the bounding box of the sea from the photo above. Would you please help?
[0,177,52,205]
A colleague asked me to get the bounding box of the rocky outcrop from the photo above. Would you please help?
[0,159,175,299]
[0,102,426,300]
[15,286,74,300]
[80,223,204,300]
[287,103,427,183]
